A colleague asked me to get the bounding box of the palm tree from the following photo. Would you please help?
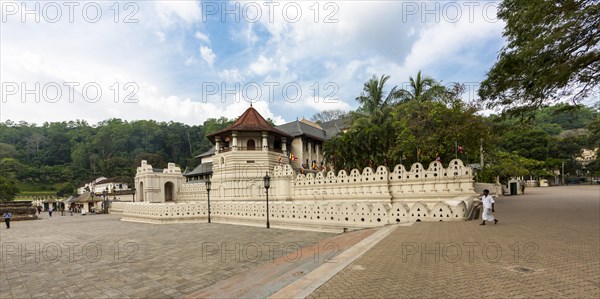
[355,74,401,115]
[398,71,445,103]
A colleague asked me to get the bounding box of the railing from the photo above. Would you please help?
[218,147,284,153]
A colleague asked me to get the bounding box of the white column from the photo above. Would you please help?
[316,143,320,163]
[232,132,238,151]
[215,137,221,153]
[308,141,313,164]
[281,137,287,154]
[262,131,268,151]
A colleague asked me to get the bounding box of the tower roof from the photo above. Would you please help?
[206,106,292,143]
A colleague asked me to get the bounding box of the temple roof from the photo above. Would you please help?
[194,147,215,159]
[183,162,213,177]
[276,116,352,141]
[276,119,327,141]
[206,106,292,143]
[320,116,352,139]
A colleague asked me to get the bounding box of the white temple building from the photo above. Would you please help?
[112,106,479,232]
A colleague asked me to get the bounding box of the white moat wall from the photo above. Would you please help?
[113,159,477,232]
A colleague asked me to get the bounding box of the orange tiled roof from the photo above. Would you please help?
[207,106,292,142]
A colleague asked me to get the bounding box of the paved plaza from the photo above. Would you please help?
[0,213,332,298]
[1,185,599,298]
[308,185,600,298]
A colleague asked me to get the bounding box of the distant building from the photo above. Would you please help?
[576,148,598,167]
[78,177,129,194]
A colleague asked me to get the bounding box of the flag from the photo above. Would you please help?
[458,145,464,154]
[321,164,325,172]
[288,152,298,161]
[278,154,282,164]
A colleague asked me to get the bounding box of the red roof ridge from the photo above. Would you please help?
[207,106,292,141]
[228,106,273,130]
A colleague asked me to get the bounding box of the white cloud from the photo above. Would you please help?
[184,56,197,66]
[154,31,166,42]
[402,5,504,77]
[1,0,505,126]
[194,31,210,43]
[302,97,353,113]
[244,24,259,45]
[219,68,244,83]
[154,0,202,27]
[249,55,276,76]
[199,46,216,67]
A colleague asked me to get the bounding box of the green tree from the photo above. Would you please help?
[501,129,550,161]
[397,71,446,103]
[0,143,18,158]
[391,97,489,166]
[477,151,532,184]
[355,74,401,115]
[588,116,600,147]
[0,176,19,202]
[479,0,600,113]
[310,109,347,123]
[325,76,490,171]
[134,153,167,169]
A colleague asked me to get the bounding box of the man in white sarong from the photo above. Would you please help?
[480,189,498,225]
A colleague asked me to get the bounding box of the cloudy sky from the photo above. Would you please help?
[1,0,505,125]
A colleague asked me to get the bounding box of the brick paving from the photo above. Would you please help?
[309,185,600,298]
[0,213,332,298]
[1,185,598,298]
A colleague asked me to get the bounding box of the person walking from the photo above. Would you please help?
[48,207,53,217]
[3,211,12,229]
[480,189,498,225]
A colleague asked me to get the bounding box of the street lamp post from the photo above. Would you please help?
[263,172,271,229]
[132,188,136,202]
[562,162,565,186]
[205,179,212,223]
[104,187,108,214]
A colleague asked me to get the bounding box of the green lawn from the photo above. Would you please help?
[16,182,58,197]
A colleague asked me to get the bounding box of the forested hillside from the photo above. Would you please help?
[0,117,233,197]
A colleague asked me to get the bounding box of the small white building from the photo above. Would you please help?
[78,177,130,194]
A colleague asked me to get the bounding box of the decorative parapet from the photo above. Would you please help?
[273,164,294,177]
[163,163,182,174]
[116,198,471,231]
[289,166,391,201]
[117,202,208,223]
[389,159,476,201]
[127,159,477,230]
[178,182,208,202]
[136,160,154,174]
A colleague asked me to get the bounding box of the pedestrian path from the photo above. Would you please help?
[307,185,600,298]
[185,227,380,298]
